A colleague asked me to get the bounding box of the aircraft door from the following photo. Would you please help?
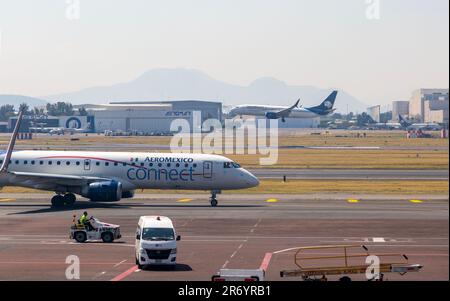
[203,161,213,179]
[84,159,91,171]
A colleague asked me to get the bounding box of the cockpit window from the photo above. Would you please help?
[224,162,241,169]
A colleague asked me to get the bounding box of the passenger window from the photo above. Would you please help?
[40,161,44,165]
[24,160,28,165]
[158,163,162,167]
[105,162,109,167]
[57,161,61,165]
[15,160,19,165]
[76,162,80,166]
[31,160,35,165]
[176,163,180,168]
[140,163,144,167]
[149,163,153,167]
[66,161,70,166]
[48,161,52,165]
[96,162,100,166]
[122,163,127,167]
[193,163,197,168]
[167,163,171,167]
[184,163,189,168]
[114,162,118,166]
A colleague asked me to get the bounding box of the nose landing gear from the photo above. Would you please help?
[51,193,76,208]
[210,190,221,207]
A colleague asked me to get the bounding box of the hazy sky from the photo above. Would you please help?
[0,0,448,106]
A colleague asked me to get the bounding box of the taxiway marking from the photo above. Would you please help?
[266,198,278,203]
[111,265,138,281]
[347,199,359,203]
[373,237,386,243]
[259,253,273,271]
[410,200,424,204]
[113,259,127,268]
[0,198,15,202]
[178,198,193,203]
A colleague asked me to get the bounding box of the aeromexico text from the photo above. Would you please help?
[141,157,194,163]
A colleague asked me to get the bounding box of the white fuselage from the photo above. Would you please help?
[0,151,259,193]
[228,105,319,119]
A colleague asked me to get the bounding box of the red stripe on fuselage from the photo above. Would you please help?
[35,155,203,176]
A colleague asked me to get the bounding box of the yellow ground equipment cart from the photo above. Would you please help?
[280,245,423,281]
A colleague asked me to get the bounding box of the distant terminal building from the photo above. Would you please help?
[424,99,449,124]
[84,100,223,134]
[367,105,381,123]
[392,101,409,121]
[409,89,449,122]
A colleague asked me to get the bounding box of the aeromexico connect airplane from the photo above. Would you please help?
[228,91,338,122]
[0,110,259,207]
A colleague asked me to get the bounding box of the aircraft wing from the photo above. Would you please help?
[272,99,300,118]
[8,171,111,187]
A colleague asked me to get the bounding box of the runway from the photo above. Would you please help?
[249,169,449,180]
[0,194,447,281]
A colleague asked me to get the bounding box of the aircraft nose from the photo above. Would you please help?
[244,170,260,188]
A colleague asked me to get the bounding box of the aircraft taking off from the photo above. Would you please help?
[398,115,442,131]
[0,109,259,207]
[228,91,338,122]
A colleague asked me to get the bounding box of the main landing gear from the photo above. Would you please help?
[210,191,220,207]
[51,193,76,208]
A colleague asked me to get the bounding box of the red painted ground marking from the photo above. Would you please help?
[259,252,273,271]
[111,265,138,281]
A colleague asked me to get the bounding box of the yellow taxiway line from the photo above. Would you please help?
[0,198,16,202]
[347,199,360,203]
[177,198,193,203]
[266,198,279,203]
[410,199,424,204]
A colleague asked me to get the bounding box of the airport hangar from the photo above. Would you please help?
[6,100,320,134]
[81,100,320,133]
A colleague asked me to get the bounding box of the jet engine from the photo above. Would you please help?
[265,112,279,120]
[83,180,123,202]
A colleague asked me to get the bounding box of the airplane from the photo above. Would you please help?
[228,91,338,122]
[365,116,402,130]
[398,115,442,131]
[48,123,92,135]
[0,109,259,207]
[30,121,92,135]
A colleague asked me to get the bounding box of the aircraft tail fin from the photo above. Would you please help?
[0,108,25,174]
[307,91,338,115]
[398,115,411,128]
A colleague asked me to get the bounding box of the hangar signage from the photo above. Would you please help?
[165,111,192,118]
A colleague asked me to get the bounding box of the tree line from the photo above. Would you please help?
[0,102,87,121]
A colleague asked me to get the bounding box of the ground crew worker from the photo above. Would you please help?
[79,211,93,230]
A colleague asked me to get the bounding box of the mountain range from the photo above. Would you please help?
[0,95,47,108]
[2,69,368,113]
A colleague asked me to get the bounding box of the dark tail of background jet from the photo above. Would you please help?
[398,115,411,128]
[307,91,338,116]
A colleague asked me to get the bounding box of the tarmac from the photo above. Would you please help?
[250,169,449,180]
[0,194,447,281]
